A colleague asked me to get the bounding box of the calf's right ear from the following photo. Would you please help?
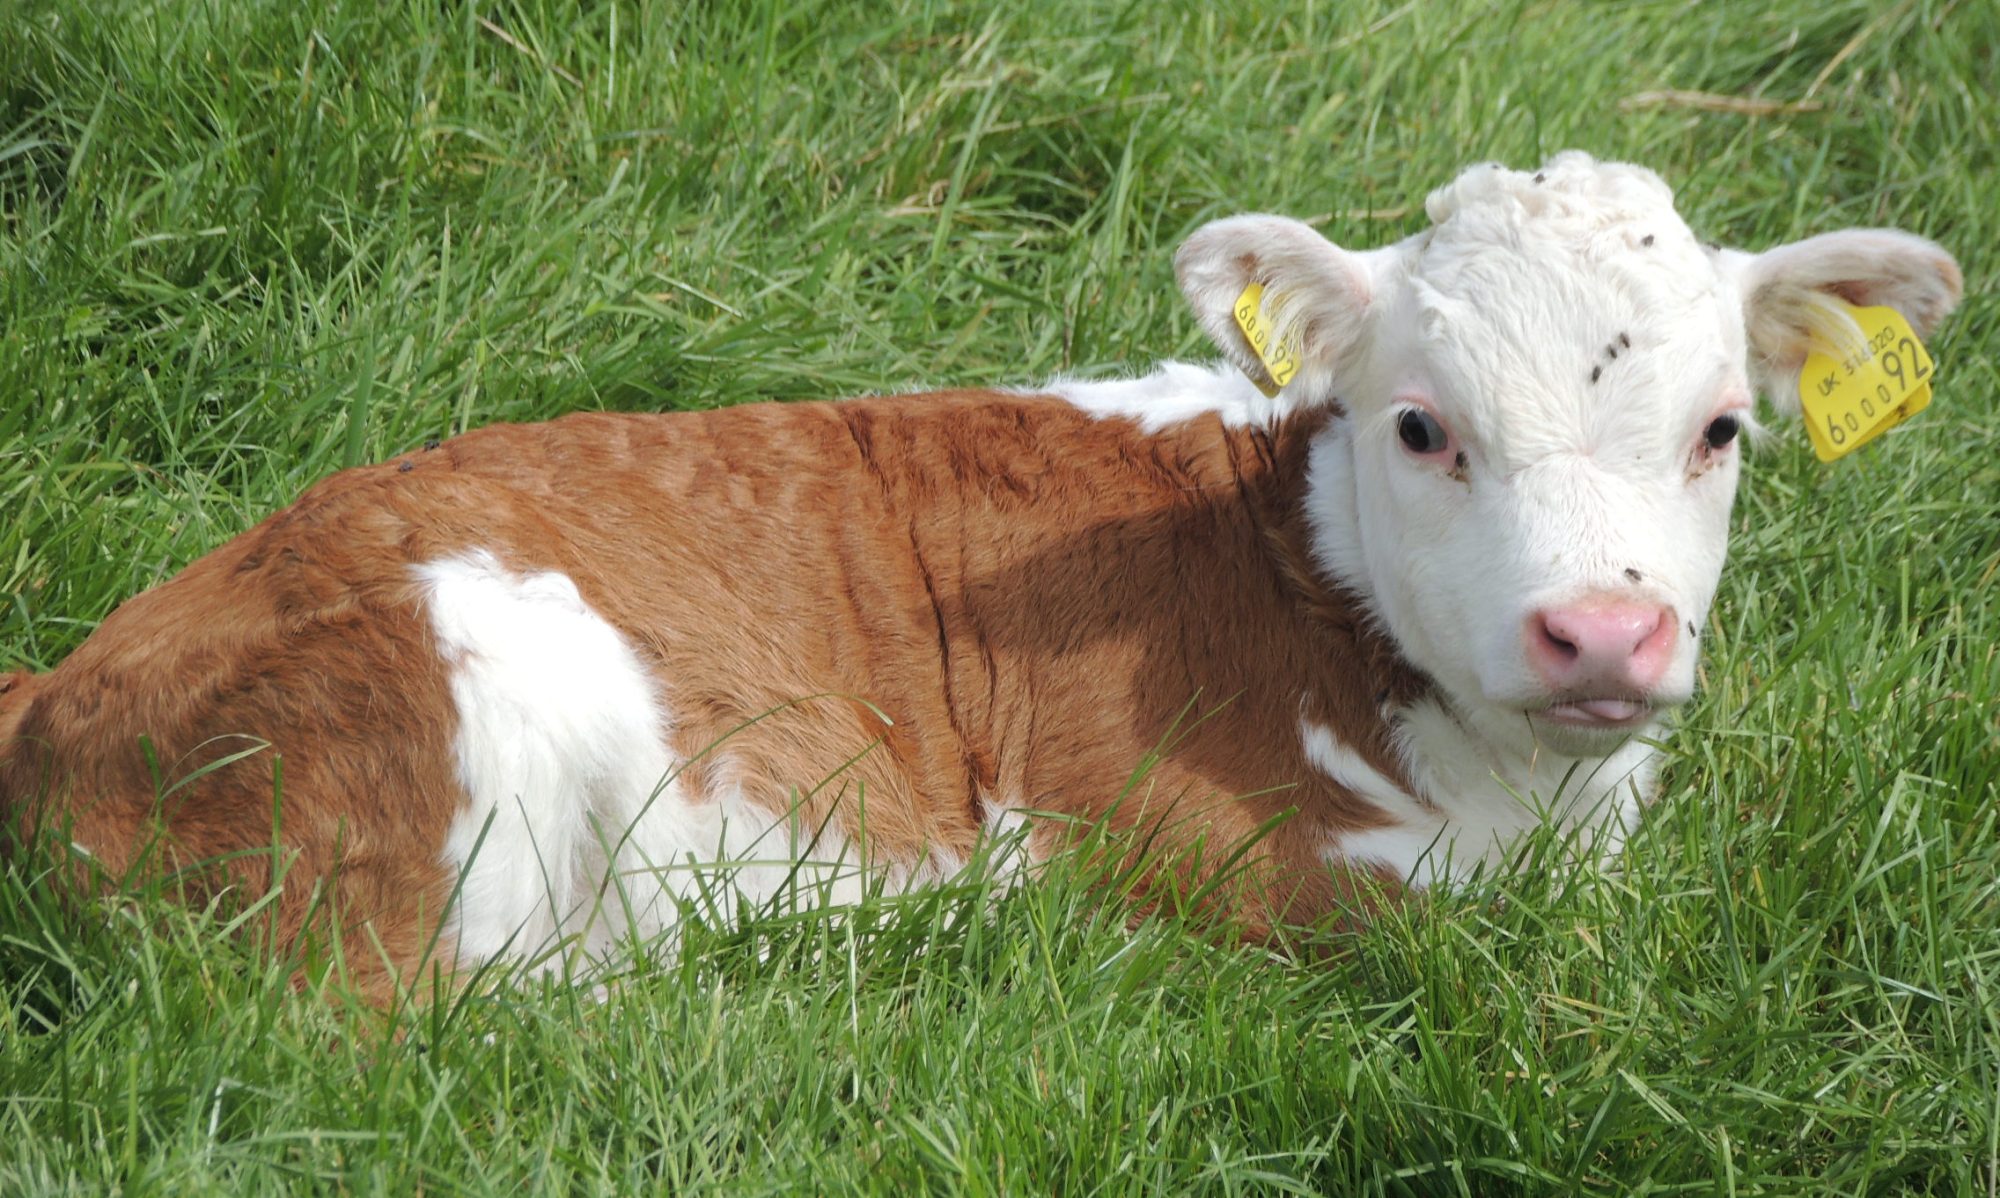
[1176,216,1385,397]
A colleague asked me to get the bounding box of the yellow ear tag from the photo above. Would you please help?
[1798,301,1936,462]
[1231,281,1301,398]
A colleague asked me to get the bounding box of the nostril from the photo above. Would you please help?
[1535,617,1580,662]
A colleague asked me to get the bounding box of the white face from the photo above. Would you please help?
[1342,235,1750,755]
[1177,153,1962,757]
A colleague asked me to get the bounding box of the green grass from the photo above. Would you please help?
[3,0,1997,1192]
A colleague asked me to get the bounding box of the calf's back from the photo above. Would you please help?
[0,390,1414,980]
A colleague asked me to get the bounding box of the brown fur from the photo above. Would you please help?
[0,672,38,749]
[0,390,1424,984]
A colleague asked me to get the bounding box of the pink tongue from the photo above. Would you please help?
[1575,699,1644,722]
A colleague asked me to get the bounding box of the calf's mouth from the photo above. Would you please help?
[1535,697,1656,730]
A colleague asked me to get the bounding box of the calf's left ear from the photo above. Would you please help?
[1726,229,1962,408]
[1176,215,1389,397]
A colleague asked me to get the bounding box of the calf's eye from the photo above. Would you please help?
[1703,414,1740,450]
[1397,409,1450,455]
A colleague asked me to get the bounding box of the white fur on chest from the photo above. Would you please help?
[1304,699,1655,887]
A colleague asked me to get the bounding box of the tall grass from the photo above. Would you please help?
[2,0,1996,1192]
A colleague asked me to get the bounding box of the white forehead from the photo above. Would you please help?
[1386,154,1747,464]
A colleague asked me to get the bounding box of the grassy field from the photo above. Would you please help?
[3,0,1997,1192]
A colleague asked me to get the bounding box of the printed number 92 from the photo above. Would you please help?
[1882,339,1933,396]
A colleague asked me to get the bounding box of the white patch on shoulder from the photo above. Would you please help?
[1038,359,1315,432]
[1305,700,1653,887]
[415,550,922,969]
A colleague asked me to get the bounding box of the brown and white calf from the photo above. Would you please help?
[0,154,1962,984]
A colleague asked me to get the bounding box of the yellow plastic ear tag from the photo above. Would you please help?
[1799,301,1935,462]
[1231,281,1301,397]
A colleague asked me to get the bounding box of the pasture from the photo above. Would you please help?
[2,0,1996,1192]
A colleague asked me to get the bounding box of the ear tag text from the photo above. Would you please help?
[1232,281,1301,398]
[1799,301,1935,462]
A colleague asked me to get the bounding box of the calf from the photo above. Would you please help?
[0,154,1961,988]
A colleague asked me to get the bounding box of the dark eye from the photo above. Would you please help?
[1397,408,1450,455]
[1703,414,1740,450]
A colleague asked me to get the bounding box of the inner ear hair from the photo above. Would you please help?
[1750,229,1963,344]
[1753,283,1869,367]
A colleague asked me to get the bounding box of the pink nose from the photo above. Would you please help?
[1525,599,1678,695]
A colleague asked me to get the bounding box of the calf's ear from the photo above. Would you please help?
[1725,229,1962,410]
[1176,216,1386,396]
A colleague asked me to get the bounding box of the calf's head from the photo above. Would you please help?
[1179,153,1960,755]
